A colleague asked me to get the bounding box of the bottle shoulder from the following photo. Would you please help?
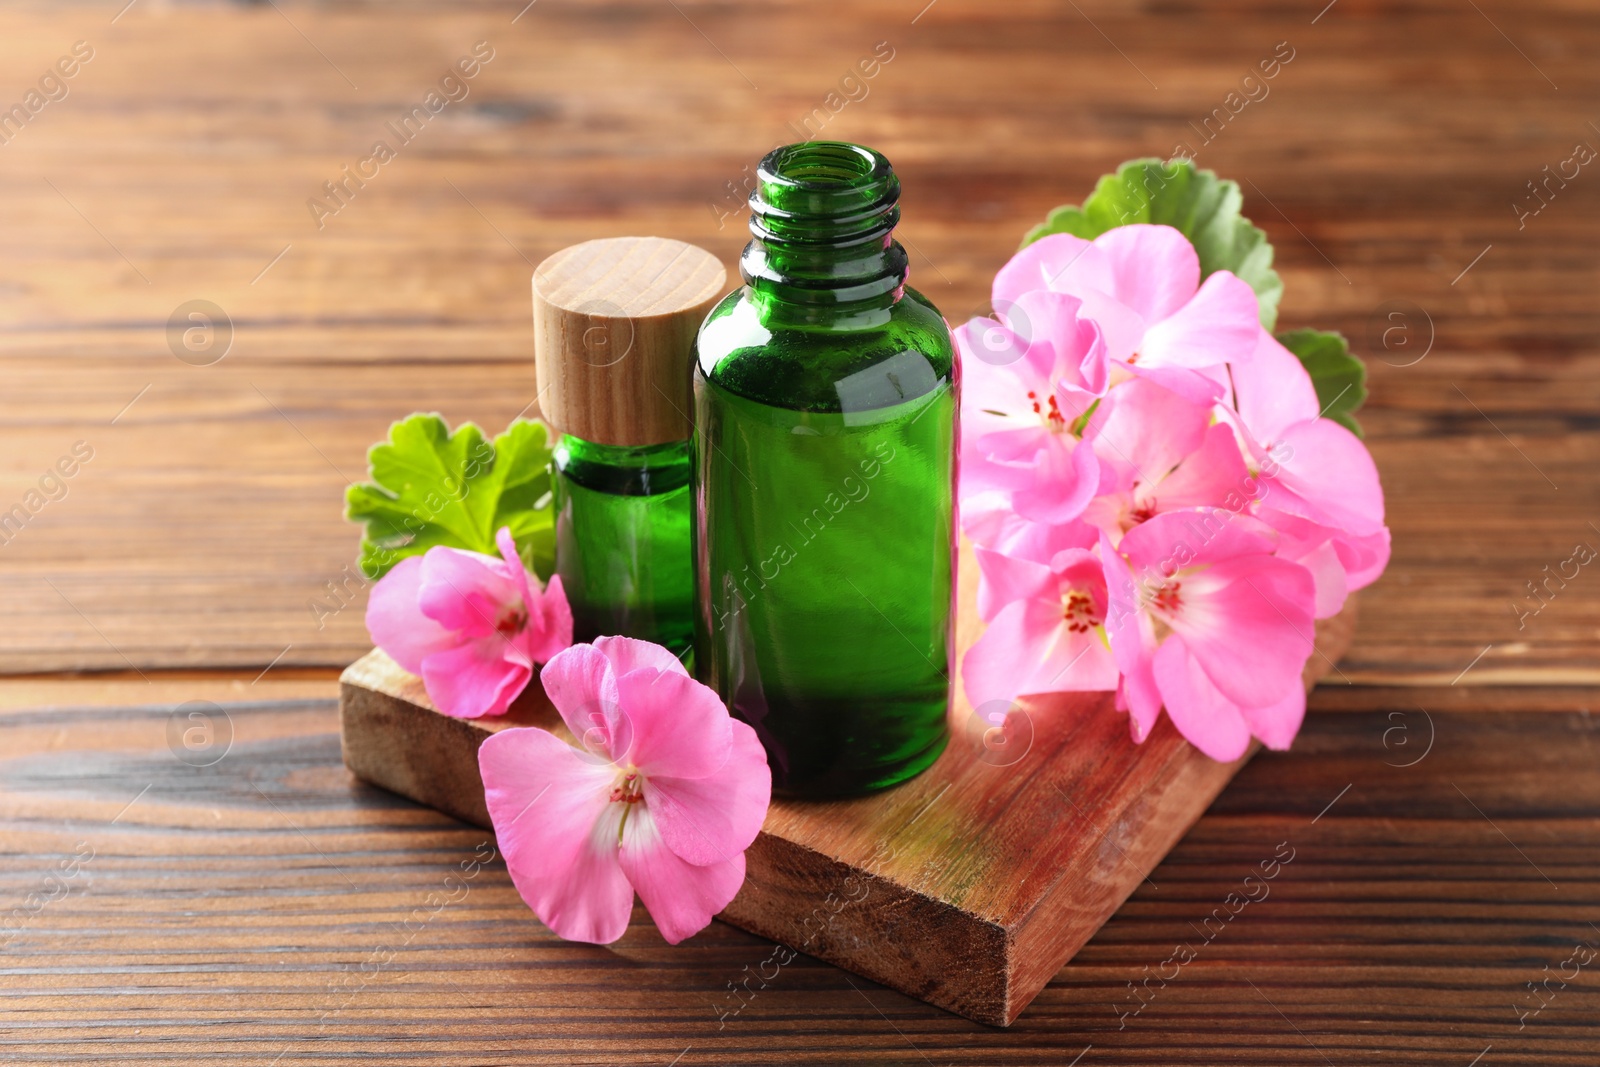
[693,286,954,413]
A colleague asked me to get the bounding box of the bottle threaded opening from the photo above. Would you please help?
[750,141,899,241]
[743,141,908,319]
[762,142,887,192]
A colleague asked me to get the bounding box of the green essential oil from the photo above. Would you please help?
[691,141,957,798]
[553,435,695,662]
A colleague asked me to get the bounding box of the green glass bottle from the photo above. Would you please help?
[691,141,957,798]
[533,236,727,661]
[552,435,696,659]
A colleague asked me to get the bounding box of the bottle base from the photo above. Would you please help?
[768,724,949,801]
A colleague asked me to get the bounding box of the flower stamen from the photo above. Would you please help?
[611,767,645,843]
[1026,390,1067,431]
[1062,589,1103,634]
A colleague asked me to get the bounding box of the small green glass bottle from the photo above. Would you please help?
[691,142,958,798]
[551,435,696,658]
[533,236,727,661]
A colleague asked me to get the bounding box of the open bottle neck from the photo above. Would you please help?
[741,142,910,328]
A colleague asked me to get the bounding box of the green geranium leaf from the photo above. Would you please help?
[345,413,556,581]
[1021,157,1284,331]
[1275,328,1366,437]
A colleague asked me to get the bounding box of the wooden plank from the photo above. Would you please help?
[338,537,1359,1025]
[4,689,1598,1063]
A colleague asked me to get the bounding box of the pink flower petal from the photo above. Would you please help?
[1002,516,1100,560]
[1120,362,1230,406]
[365,555,457,674]
[496,527,574,666]
[1294,537,1350,619]
[618,806,747,945]
[538,643,629,763]
[417,546,520,638]
[1118,508,1278,571]
[1101,535,1162,740]
[974,546,1057,622]
[1256,506,1392,597]
[1138,270,1261,369]
[962,426,1055,490]
[1161,556,1315,709]
[645,719,770,868]
[1146,422,1252,513]
[1072,288,1148,364]
[1088,377,1212,489]
[479,727,636,945]
[496,525,535,613]
[955,314,1032,373]
[1152,637,1253,762]
[956,488,1017,549]
[992,233,1110,306]
[962,599,1066,708]
[963,598,1119,709]
[1009,290,1108,395]
[1014,434,1101,525]
[1237,678,1307,751]
[419,547,518,639]
[421,638,530,719]
[1334,526,1391,592]
[615,666,732,781]
[595,633,691,680]
[1233,330,1320,445]
[1270,419,1387,537]
[1091,224,1201,323]
[521,573,575,665]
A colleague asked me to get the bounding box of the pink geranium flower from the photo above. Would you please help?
[1225,330,1391,614]
[1228,330,1386,540]
[955,291,1108,525]
[955,218,1390,764]
[1255,505,1392,619]
[365,527,572,719]
[1101,512,1317,761]
[993,224,1262,403]
[1080,377,1250,544]
[479,637,770,945]
[962,538,1119,710]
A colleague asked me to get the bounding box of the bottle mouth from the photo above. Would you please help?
[751,141,899,238]
[743,141,908,319]
[761,142,892,195]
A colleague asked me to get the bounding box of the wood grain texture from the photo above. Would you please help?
[1,0,1597,1059]
[338,538,1360,1025]
[532,236,726,445]
[5,691,1598,1064]
[0,0,1595,684]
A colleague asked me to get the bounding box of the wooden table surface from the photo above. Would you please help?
[1,0,1596,1063]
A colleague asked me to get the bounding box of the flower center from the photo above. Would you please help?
[496,603,528,638]
[1026,390,1066,432]
[1151,580,1182,616]
[609,768,644,805]
[1062,588,1102,634]
[609,766,645,844]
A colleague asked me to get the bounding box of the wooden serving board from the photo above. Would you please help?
[340,547,1356,1026]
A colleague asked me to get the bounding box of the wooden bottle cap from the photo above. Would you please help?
[532,236,726,446]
